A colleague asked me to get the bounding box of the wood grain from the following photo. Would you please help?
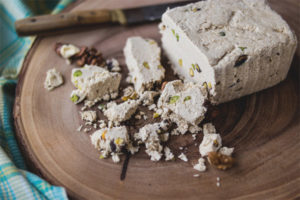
[13,0,300,199]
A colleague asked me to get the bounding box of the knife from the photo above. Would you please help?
[15,1,196,36]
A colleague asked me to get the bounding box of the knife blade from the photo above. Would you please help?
[15,1,196,36]
[123,1,196,25]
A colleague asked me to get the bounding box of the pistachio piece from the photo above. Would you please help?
[178,59,183,67]
[189,68,194,77]
[171,29,175,36]
[208,82,212,89]
[157,65,164,69]
[176,33,179,42]
[70,94,79,103]
[239,47,247,51]
[121,96,129,101]
[115,137,124,145]
[148,40,156,45]
[192,64,195,70]
[195,64,201,73]
[73,70,82,77]
[143,62,150,69]
[184,96,191,101]
[192,7,201,12]
[153,113,160,119]
[169,95,180,104]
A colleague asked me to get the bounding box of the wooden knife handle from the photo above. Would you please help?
[15,10,121,36]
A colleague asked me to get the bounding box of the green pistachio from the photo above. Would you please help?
[184,96,191,101]
[169,95,180,104]
[71,94,79,103]
[239,47,247,51]
[73,70,82,77]
[143,62,150,69]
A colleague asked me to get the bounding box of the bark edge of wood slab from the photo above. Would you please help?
[13,0,300,199]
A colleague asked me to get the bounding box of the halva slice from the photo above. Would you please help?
[70,64,121,103]
[160,0,297,104]
[123,36,165,94]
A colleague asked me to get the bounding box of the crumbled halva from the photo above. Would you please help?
[161,0,297,104]
[90,126,129,159]
[164,147,174,161]
[104,100,139,122]
[70,64,121,103]
[60,44,80,59]
[138,91,160,106]
[203,123,217,134]
[127,142,140,155]
[158,80,207,125]
[219,147,234,156]
[134,121,170,161]
[111,153,121,163]
[106,58,121,72]
[193,158,206,172]
[80,111,97,122]
[178,153,188,162]
[199,124,222,156]
[44,68,64,91]
[124,37,165,93]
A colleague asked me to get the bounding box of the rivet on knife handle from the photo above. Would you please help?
[14,9,126,36]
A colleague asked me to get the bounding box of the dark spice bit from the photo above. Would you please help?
[110,141,116,152]
[228,83,236,88]
[219,31,226,36]
[106,60,114,71]
[235,87,243,92]
[234,55,248,67]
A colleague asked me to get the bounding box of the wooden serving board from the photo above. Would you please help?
[14,0,300,199]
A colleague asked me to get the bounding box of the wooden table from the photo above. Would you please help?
[14,0,300,199]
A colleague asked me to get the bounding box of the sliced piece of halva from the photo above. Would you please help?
[104,100,139,122]
[44,68,64,91]
[90,126,129,159]
[123,36,165,93]
[70,65,121,103]
[158,80,207,126]
[161,0,297,104]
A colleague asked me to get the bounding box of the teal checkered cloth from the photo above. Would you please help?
[0,0,74,199]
